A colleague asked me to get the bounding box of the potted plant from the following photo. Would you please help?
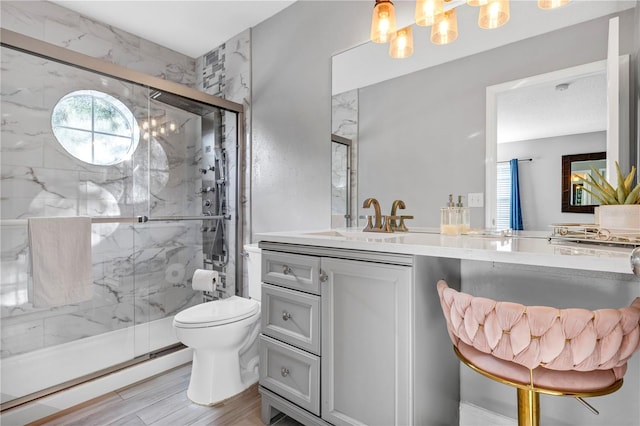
[577,161,640,232]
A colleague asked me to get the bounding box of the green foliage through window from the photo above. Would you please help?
[51,90,139,165]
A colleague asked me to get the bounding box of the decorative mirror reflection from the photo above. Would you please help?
[561,152,606,213]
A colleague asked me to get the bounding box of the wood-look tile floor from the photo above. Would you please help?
[32,363,302,426]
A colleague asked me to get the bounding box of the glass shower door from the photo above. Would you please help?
[0,45,142,404]
[129,92,207,358]
[0,45,202,405]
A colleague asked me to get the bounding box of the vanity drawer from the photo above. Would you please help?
[262,283,320,355]
[259,335,320,416]
[262,250,321,295]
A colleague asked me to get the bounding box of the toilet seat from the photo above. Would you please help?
[174,296,259,328]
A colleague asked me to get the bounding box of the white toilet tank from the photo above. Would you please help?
[244,244,262,302]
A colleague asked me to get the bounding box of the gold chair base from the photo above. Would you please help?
[517,388,539,426]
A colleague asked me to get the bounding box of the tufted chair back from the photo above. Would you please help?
[437,280,640,388]
[437,280,640,425]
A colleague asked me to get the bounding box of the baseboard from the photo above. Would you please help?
[460,401,517,426]
[1,348,193,426]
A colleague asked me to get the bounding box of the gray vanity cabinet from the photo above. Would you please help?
[320,257,412,426]
[258,243,460,426]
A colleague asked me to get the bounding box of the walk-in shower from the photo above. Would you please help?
[0,29,244,411]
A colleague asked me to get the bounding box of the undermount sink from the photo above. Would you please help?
[304,230,403,240]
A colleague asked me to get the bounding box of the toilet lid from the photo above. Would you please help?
[174,296,259,328]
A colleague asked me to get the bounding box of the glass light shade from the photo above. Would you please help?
[537,0,570,9]
[431,9,458,45]
[370,0,397,43]
[389,26,414,59]
[467,0,489,6]
[415,0,444,26]
[478,0,510,29]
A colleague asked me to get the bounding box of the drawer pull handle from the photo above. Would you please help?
[281,367,290,377]
[282,311,292,321]
[283,265,293,275]
[320,270,328,282]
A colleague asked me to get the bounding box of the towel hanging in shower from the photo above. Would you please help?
[28,216,93,307]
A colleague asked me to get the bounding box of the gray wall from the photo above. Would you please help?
[250,1,370,236]
[357,11,636,229]
[498,132,606,230]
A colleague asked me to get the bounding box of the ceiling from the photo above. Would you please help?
[50,1,296,58]
[498,71,607,143]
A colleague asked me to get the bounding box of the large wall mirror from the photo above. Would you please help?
[331,1,637,231]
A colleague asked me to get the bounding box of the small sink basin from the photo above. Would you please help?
[304,230,402,241]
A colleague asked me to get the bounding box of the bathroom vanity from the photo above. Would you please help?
[256,229,639,426]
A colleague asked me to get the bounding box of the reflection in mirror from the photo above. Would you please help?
[561,152,606,213]
[495,158,532,230]
[331,90,358,228]
[331,4,636,231]
[332,134,352,227]
[488,55,629,230]
[491,61,607,230]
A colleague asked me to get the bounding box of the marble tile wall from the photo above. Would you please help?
[0,1,196,88]
[0,1,206,359]
[196,29,251,298]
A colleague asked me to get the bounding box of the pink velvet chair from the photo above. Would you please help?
[437,280,640,426]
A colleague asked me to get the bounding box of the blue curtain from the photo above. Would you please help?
[510,158,523,230]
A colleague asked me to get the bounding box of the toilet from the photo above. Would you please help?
[173,244,262,405]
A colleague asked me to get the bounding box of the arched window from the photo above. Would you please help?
[51,90,139,165]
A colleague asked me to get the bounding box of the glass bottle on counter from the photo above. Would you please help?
[440,194,470,235]
[457,195,470,234]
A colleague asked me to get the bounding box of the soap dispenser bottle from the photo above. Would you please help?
[456,195,470,234]
[440,194,459,235]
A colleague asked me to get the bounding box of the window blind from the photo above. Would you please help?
[496,162,511,230]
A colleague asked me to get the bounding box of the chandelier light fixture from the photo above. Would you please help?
[478,0,510,29]
[371,0,571,58]
[370,0,398,43]
[430,9,458,45]
[389,25,414,58]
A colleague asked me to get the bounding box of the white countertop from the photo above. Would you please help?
[256,227,637,275]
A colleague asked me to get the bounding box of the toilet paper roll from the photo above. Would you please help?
[165,263,186,284]
[192,269,219,292]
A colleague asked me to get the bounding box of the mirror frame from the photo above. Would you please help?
[561,151,606,213]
